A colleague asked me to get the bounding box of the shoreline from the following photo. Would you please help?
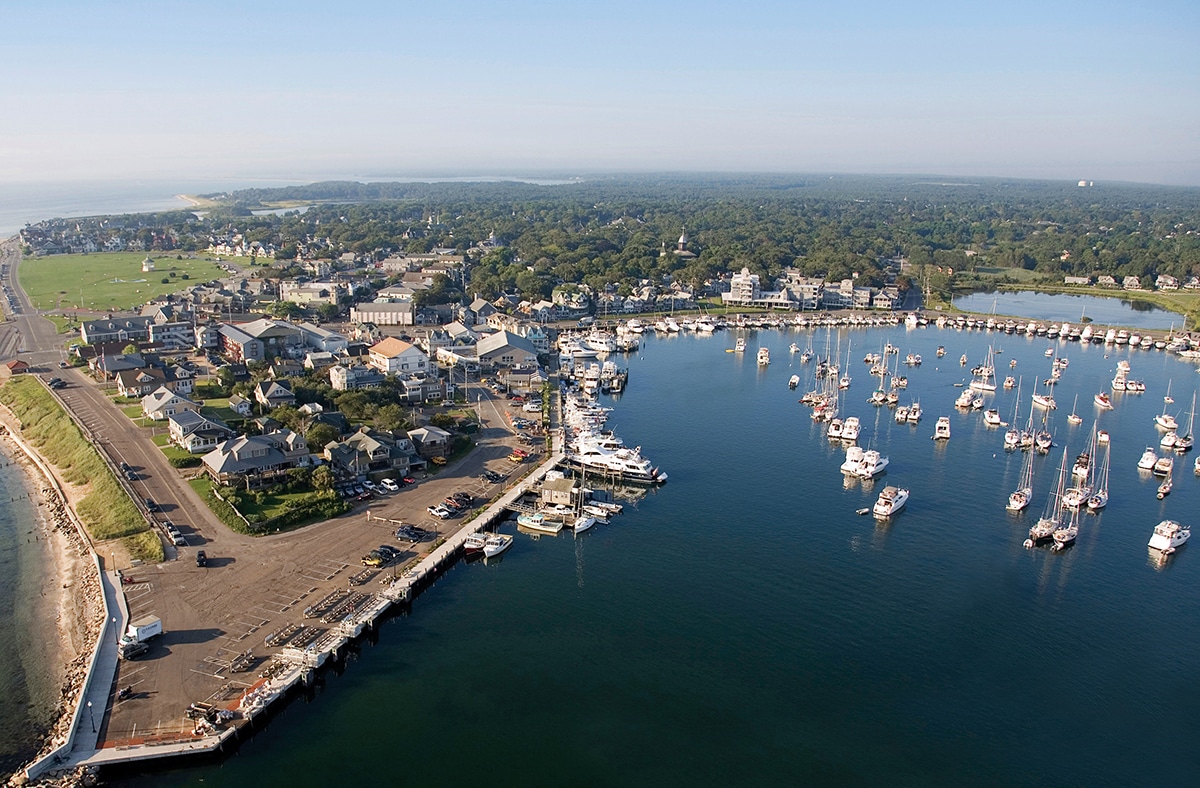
[0,410,105,787]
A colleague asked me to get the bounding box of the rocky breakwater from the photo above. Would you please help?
[0,425,105,788]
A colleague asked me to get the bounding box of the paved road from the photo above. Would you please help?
[2,238,539,746]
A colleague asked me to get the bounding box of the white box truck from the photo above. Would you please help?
[123,616,163,644]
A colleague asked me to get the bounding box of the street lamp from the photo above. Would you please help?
[86,700,95,733]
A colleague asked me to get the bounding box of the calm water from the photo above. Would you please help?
[954,291,1183,330]
[117,327,1200,787]
[0,451,58,778]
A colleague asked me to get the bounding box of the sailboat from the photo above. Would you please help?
[1026,448,1069,547]
[1051,506,1080,551]
[1066,394,1083,426]
[1173,392,1195,453]
[1007,445,1036,511]
[1086,442,1111,510]
[1155,380,1178,430]
[969,346,997,392]
[1062,428,1097,508]
[1004,377,1023,450]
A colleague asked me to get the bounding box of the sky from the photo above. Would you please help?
[3,0,1198,186]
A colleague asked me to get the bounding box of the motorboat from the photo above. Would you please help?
[1003,376,1016,389]
[895,405,910,423]
[565,435,668,484]
[955,389,976,409]
[872,486,909,518]
[1137,447,1158,471]
[734,337,747,353]
[840,445,866,474]
[984,409,1002,427]
[853,449,889,479]
[788,374,800,389]
[1153,454,1175,476]
[1157,474,1173,499]
[934,416,951,440]
[1148,519,1190,552]
[841,416,861,442]
[463,532,488,554]
[906,402,923,423]
[483,533,514,558]
[517,512,564,534]
[757,347,770,366]
[827,418,844,440]
[1094,392,1113,410]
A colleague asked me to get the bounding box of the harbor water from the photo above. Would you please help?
[953,290,1183,330]
[116,325,1200,787]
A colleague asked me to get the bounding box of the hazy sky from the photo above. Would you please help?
[3,0,1198,185]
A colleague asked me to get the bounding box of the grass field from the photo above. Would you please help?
[18,252,225,312]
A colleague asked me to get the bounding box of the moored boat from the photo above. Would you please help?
[1148,519,1190,552]
[483,533,514,558]
[1094,392,1113,410]
[934,416,951,440]
[872,486,909,518]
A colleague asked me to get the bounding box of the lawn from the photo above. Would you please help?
[18,252,225,312]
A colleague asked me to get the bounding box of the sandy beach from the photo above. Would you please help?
[0,410,105,786]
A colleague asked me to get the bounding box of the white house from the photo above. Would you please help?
[367,337,429,375]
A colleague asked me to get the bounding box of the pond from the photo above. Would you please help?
[952,290,1184,330]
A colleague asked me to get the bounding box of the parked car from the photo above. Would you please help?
[361,550,385,567]
[357,490,373,501]
[402,476,416,485]
[196,550,207,567]
[125,469,138,481]
[427,505,453,519]
[145,498,160,513]
[376,545,400,562]
[380,478,400,492]
[362,479,377,491]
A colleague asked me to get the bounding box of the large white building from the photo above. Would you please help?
[367,337,429,375]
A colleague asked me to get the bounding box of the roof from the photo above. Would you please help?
[476,330,538,358]
[369,337,417,358]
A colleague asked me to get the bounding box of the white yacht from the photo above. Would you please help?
[483,533,514,558]
[565,437,668,485]
[906,402,922,423]
[841,416,861,443]
[757,347,770,366]
[840,445,865,475]
[827,418,844,440]
[853,449,889,479]
[983,409,1002,427]
[872,486,909,518]
[788,374,800,389]
[934,416,951,440]
[573,515,597,534]
[1094,392,1113,410]
[1137,447,1158,471]
[1153,454,1175,476]
[955,388,976,409]
[1148,519,1190,552]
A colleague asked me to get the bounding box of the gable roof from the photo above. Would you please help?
[369,336,417,358]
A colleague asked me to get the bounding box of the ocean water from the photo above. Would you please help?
[0,449,58,778]
[115,326,1200,787]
